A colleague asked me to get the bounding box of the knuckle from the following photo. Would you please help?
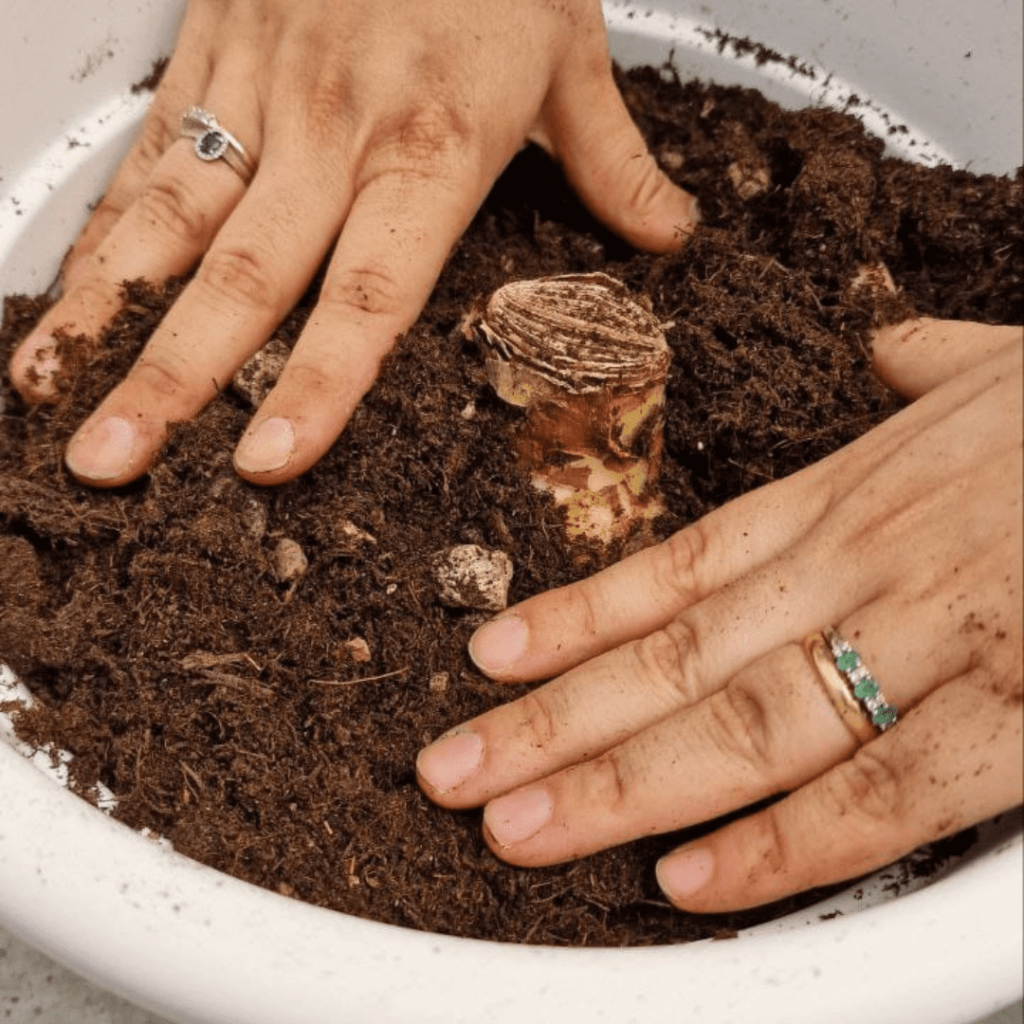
[274,358,344,405]
[130,354,192,401]
[703,680,774,776]
[819,748,903,826]
[623,152,674,217]
[301,65,354,127]
[631,618,701,705]
[514,689,563,752]
[196,247,283,316]
[567,583,602,652]
[367,99,474,180]
[585,748,632,814]
[747,804,790,879]
[86,194,129,234]
[62,277,122,327]
[136,178,211,249]
[320,264,407,321]
[132,115,176,171]
[292,62,357,153]
[658,523,712,605]
[394,101,471,166]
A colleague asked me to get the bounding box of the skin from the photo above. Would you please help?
[417,319,1023,911]
[7,0,698,488]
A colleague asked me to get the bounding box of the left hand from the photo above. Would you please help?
[416,317,1023,911]
[8,0,696,488]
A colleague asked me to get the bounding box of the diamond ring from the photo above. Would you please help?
[180,107,256,185]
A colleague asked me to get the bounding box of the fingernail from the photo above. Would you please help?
[656,847,715,900]
[416,731,484,794]
[65,416,135,481]
[469,615,528,675]
[484,787,552,848]
[235,417,295,473]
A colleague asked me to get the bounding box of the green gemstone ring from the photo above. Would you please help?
[824,627,899,733]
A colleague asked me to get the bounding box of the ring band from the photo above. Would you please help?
[180,107,256,185]
[803,627,898,743]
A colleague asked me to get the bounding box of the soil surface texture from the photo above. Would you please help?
[1,64,1021,945]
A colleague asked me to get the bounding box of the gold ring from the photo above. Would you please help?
[803,631,878,744]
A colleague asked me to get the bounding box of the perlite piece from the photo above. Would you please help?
[433,544,513,611]
[469,272,671,543]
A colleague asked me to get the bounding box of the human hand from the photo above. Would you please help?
[8,0,697,488]
[417,317,1022,911]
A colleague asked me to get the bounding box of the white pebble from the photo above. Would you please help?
[433,544,513,612]
[272,538,308,583]
[344,638,372,664]
[231,338,290,408]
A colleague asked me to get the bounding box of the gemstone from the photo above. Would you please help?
[872,705,897,728]
[854,677,879,700]
[836,650,860,674]
[197,129,227,160]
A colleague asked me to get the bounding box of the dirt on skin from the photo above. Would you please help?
[1,63,1021,945]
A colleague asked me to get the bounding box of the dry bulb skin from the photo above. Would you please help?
[469,272,671,544]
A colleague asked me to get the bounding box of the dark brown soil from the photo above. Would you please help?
[1,65,1021,946]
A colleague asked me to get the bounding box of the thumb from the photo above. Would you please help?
[532,55,698,253]
[872,317,1022,399]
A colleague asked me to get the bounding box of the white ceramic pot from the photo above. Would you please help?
[1,2,1021,1022]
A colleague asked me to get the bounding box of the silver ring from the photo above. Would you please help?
[180,107,256,185]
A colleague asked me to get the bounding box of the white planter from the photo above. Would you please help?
[1,2,1021,1022]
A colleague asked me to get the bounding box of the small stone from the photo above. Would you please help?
[659,147,685,171]
[241,498,269,541]
[432,544,513,612]
[231,338,290,408]
[849,262,896,295]
[727,160,771,200]
[429,672,450,694]
[344,638,372,664]
[271,538,308,583]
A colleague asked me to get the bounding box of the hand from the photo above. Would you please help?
[8,0,697,488]
[417,317,1023,912]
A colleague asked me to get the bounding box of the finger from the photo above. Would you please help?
[534,17,698,252]
[417,530,922,812]
[656,664,1023,911]
[424,551,987,832]
[872,317,1022,399]
[62,150,347,486]
[59,19,219,285]
[466,468,833,682]
[521,1,697,251]
[233,146,491,483]
[467,338,1021,684]
[10,140,248,403]
[60,0,270,283]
